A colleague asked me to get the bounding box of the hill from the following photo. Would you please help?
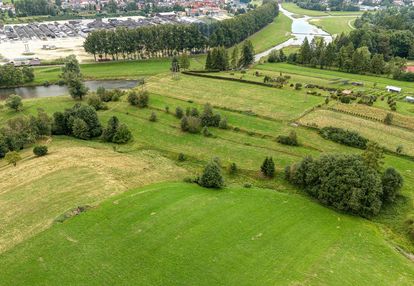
[0,182,413,285]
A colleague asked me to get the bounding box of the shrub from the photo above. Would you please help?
[277,131,298,146]
[87,94,106,110]
[200,103,220,127]
[229,162,237,175]
[187,116,202,134]
[243,183,252,188]
[180,116,189,132]
[320,127,368,149]
[5,151,22,166]
[33,145,48,157]
[72,118,90,139]
[340,96,351,104]
[128,90,149,107]
[381,168,403,203]
[294,83,302,90]
[190,107,199,117]
[101,116,119,142]
[175,107,184,119]
[178,153,186,161]
[219,117,228,129]
[6,94,23,111]
[286,154,385,217]
[149,112,157,122]
[112,124,132,144]
[202,126,212,137]
[198,161,224,189]
[384,113,393,125]
[261,157,275,178]
[396,145,404,154]
[165,106,170,113]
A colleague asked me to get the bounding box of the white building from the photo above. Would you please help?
[386,85,402,93]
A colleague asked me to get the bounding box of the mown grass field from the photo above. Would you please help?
[309,16,356,35]
[32,58,205,85]
[1,182,413,285]
[282,2,363,16]
[256,63,414,93]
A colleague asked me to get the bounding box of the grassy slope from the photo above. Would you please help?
[282,2,363,16]
[0,182,413,285]
[256,63,414,93]
[238,12,292,54]
[309,16,356,35]
[32,58,205,85]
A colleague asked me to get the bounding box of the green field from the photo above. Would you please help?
[237,12,293,54]
[309,16,356,35]
[282,2,363,16]
[1,182,413,285]
[1,57,414,284]
[33,58,205,85]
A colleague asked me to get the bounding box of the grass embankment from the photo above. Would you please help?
[256,63,414,93]
[32,57,205,85]
[309,16,356,35]
[236,12,293,54]
[0,182,413,285]
[282,2,363,16]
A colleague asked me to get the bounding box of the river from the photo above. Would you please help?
[255,5,332,61]
[0,80,139,100]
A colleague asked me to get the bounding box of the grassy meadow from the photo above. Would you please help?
[1,56,414,284]
[0,183,413,285]
[309,16,356,35]
[236,12,293,54]
[282,2,363,16]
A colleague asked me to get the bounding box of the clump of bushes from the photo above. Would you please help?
[33,145,48,157]
[86,93,107,110]
[127,89,149,107]
[228,162,238,175]
[5,94,23,112]
[320,126,368,149]
[197,160,224,189]
[261,157,275,178]
[277,131,298,146]
[285,154,404,217]
[180,116,202,134]
[52,104,102,140]
[101,116,132,144]
[0,110,52,158]
[97,87,124,102]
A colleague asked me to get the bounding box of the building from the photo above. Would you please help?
[406,96,414,103]
[386,85,402,93]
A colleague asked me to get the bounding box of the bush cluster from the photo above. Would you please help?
[97,87,124,102]
[320,126,368,149]
[179,103,223,134]
[101,116,133,144]
[52,104,102,140]
[197,160,224,189]
[285,154,403,217]
[33,145,48,157]
[127,90,149,108]
[277,131,298,146]
[0,110,51,158]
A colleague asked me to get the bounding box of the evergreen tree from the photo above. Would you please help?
[298,38,312,64]
[198,161,224,189]
[261,156,275,178]
[239,40,255,68]
[231,46,239,69]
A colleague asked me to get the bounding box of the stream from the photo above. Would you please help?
[255,5,332,61]
[0,80,139,100]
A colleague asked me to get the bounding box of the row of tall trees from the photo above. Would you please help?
[14,0,58,17]
[84,1,278,60]
[289,36,413,80]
